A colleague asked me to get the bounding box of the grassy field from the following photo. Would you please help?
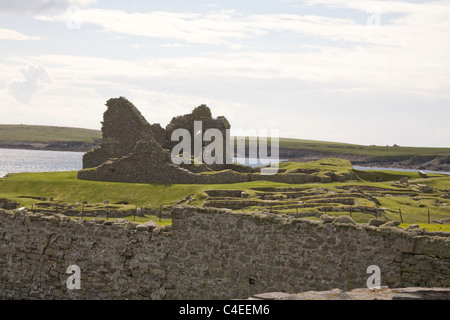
[1,160,449,231]
[0,124,101,142]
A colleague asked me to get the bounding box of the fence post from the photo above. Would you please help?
[134,205,137,221]
[428,210,430,224]
[399,208,403,223]
[81,204,84,219]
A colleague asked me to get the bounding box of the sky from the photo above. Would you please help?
[0,0,449,147]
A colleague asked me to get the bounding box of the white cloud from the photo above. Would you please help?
[36,9,374,47]
[7,64,51,104]
[0,29,40,41]
[0,0,97,13]
[36,9,253,47]
[34,4,450,49]
[10,39,448,99]
[32,4,450,95]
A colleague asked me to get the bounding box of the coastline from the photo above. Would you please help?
[1,141,450,174]
[0,140,97,153]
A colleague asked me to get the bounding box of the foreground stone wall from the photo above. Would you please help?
[0,207,449,300]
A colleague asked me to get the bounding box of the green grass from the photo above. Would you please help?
[1,160,449,229]
[0,171,200,208]
[399,223,450,233]
[0,124,101,143]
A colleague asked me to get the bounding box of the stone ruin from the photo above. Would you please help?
[78,97,249,184]
[77,97,356,184]
[82,97,231,169]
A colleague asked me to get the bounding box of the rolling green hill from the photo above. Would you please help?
[276,137,450,157]
[235,136,450,157]
[0,124,101,143]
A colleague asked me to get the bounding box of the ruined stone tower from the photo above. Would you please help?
[79,97,241,184]
[82,97,231,170]
[82,97,166,169]
[165,104,231,164]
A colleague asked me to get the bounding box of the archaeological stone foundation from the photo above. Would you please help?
[0,207,449,300]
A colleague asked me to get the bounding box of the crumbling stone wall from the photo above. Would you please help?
[80,97,238,183]
[78,139,353,185]
[165,104,231,163]
[83,98,162,169]
[0,207,449,300]
[78,140,247,184]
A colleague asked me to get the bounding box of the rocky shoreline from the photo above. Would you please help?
[283,149,450,173]
[0,140,98,153]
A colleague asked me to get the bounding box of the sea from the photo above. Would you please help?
[353,165,450,176]
[0,148,84,178]
[1,148,450,178]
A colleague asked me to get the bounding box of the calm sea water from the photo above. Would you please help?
[0,148,84,178]
[353,165,450,176]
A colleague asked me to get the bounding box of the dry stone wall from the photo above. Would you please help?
[0,207,449,300]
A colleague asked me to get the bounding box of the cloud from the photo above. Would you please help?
[11,36,448,99]
[36,9,372,47]
[0,0,97,13]
[0,29,40,40]
[36,9,252,47]
[7,64,51,104]
[34,3,450,65]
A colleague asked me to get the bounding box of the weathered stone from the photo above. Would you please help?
[142,220,159,229]
[381,221,401,228]
[368,218,386,227]
[417,184,433,193]
[320,214,335,223]
[249,287,450,300]
[331,215,356,225]
[0,208,449,300]
[135,224,149,232]
[418,171,428,178]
